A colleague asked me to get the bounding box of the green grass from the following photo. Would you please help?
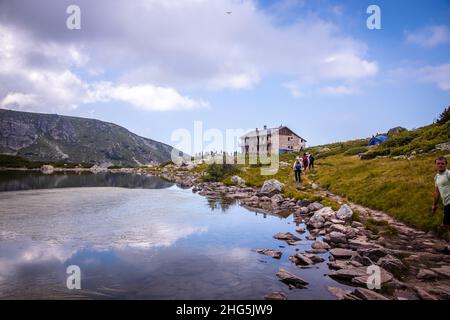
[311,153,447,234]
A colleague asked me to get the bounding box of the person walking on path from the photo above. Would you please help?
[302,154,309,175]
[293,159,302,183]
[309,154,315,170]
[432,156,450,254]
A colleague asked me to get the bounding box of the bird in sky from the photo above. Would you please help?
[226,11,232,14]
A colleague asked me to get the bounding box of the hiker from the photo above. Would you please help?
[293,159,302,183]
[302,154,309,175]
[432,156,450,254]
[309,154,315,170]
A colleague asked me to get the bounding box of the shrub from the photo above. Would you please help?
[360,148,391,160]
[344,147,368,156]
[437,106,450,125]
[204,163,240,182]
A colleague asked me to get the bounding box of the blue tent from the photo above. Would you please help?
[368,135,388,146]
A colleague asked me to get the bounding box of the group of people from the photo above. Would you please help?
[292,153,315,183]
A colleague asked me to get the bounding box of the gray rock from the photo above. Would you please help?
[330,248,357,259]
[298,199,311,207]
[264,291,287,300]
[357,248,388,262]
[353,288,389,300]
[230,176,245,186]
[40,165,54,174]
[436,143,450,151]
[430,265,450,278]
[311,241,330,250]
[329,231,347,244]
[328,287,359,300]
[307,202,324,212]
[261,179,284,194]
[256,249,282,259]
[417,269,438,280]
[273,232,301,242]
[276,268,309,288]
[290,253,314,266]
[336,204,353,221]
[377,255,406,276]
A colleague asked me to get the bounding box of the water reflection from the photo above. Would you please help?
[0,175,353,299]
[0,171,173,192]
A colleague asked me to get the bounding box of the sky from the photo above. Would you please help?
[0,0,449,153]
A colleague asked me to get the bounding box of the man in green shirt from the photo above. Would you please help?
[432,156,450,254]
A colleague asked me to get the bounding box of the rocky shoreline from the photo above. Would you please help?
[151,169,450,300]
[3,165,449,300]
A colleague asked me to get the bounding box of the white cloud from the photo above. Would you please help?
[94,83,209,111]
[419,63,450,90]
[405,25,450,48]
[0,0,379,111]
[0,23,208,112]
[318,85,359,95]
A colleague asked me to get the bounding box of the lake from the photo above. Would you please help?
[0,171,352,299]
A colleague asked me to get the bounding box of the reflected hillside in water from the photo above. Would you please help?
[0,171,174,192]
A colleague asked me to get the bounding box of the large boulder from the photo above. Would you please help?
[387,126,407,136]
[260,179,284,194]
[336,204,353,221]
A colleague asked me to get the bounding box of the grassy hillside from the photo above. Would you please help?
[304,113,450,234]
[192,110,449,234]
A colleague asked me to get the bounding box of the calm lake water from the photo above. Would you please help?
[0,171,352,299]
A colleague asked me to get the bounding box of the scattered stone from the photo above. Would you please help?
[329,266,367,281]
[255,249,282,259]
[336,204,353,221]
[430,266,450,278]
[351,221,364,228]
[261,179,284,194]
[276,268,309,288]
[417,269,438,280]
[436,142,450,151]
[298,199,311,207]
[273,232,301,242]
[352,268,394,287]
[264,291,287,300]
[414,287,438,300]
[311,241,330,250]
[40,165,55,174]
[271,194,284,204]
[305,248,327,254]
[377,255,406,276]
[353,288,389,300]
[327,287,359,300]
[291,253,314,266]
[330,248,357,259]
[329,231,347,244]
[347,237,378,249]
[357,248,388,262]
[307,202,324,212]
[231,175,246,186]
[329,224,348,234]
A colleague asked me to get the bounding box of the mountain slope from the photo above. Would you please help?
[0,109,178,166]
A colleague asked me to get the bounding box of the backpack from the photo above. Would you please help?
[295,162,301,171]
